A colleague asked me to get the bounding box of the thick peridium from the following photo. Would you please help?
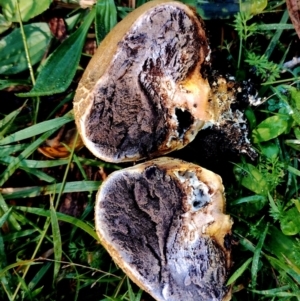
[95,157,232,301]
[74,1,211,162]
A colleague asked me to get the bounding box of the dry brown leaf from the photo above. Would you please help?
[48,17,67,42]
[286,0,300,39]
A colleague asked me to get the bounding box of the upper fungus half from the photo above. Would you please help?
[73,0,213,163]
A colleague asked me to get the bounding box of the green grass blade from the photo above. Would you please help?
[0,194,20,231]
[28,262,51,291]
[0,112,73,186]
[20,166,56,183]
[3,229,37,242]
[0,207,12,227]
[50,197,62,283]
[17,8,96,97]
[231,195,267,205]
[0,144,28,157]
[0,113,74,145]
[266,255,300,285]
[251,287,300,297]
[0,103,25,138]
[227,257,252,285]
[15,206,99,242]
[0,130,57,186]
[0,219,13,300]
[95,0,117,44]
[0,155,121,169]
[1,181,101,199]
[287,165,300,177]
[0,260,41,278]
[265,10,289,59]
[127,277,135,301]
[251,223,269,288]
[256,24,295,31]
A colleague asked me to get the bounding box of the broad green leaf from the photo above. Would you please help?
[288,87,300,125]
[252,114,290,143]
[240,0,267,15]
[0,13,11,34]
[18,8,96,97]
[291,87,300,110]
[259,142,279,160]
[294,127,300,139]
[244,107,256,129]
[95,0,117,44]
[280,207,300,235]
[227,258,252,285]
[234,163,269,195]
[0,23,52,75]
[0,0,51,22]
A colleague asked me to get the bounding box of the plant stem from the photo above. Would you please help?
[16,0,40,125]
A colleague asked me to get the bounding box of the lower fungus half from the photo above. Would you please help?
[95,157,232,301]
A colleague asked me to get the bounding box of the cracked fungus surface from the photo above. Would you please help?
[95,159,232,301]
[76,2,210,162]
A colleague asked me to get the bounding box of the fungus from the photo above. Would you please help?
[74,2,236,300]
[95,157,233,301]
[74,0,213,163]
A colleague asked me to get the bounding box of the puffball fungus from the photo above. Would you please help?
[74,0,213,163]
[74,2,235,300]
[95,157,232,301]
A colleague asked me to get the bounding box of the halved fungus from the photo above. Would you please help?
[74,2,236,300]
[95,157,233,301]
[74,0,213,163]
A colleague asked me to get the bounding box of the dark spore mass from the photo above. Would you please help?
[100,164,230,300]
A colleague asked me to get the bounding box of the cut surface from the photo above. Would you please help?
[95,157,232,301]
[74,0,211,162]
